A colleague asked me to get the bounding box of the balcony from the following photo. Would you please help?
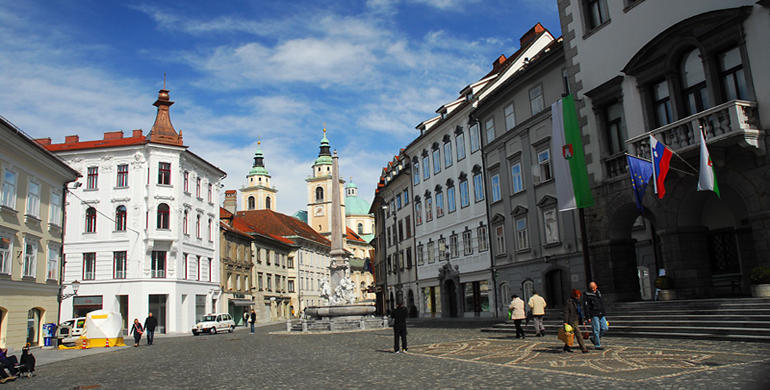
[627,100,761,159]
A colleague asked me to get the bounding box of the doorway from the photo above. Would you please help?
[117,295,128,334]
[148,295,167,334]
[545,269,566,307]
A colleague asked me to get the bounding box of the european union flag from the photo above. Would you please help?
[626,155,653,211]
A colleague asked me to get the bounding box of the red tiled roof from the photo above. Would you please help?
[40,133,148,152]
[220,207,234,220]
[220,220,253,240]
[345,227,366,243]
[235,209,330,247]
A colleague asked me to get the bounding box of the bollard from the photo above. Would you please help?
[359,319,365,330]
[105,338,110,348]
[286,320,292,332]
[81,338,87,349]
[301,320,308,332]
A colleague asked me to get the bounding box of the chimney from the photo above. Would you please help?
[65,135,79,144]
[132,129,144,138]
[35,138,51,146]
[520,23,546,48]
[491,55,507,73]
[103,131,123,140]
[224,190,237,214]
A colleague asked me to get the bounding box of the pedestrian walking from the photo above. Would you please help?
[392,298,408,353]
[562,289,588,353]
[528,291,547,337]
[584,281,609,350]
[249,309,257,334]
[508,294,526,339]
[243,311,249,327]
[144,312,158,345]
[130,319,144,347]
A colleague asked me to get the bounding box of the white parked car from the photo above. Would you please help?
[192,313,235,335]
[57,317,87,345]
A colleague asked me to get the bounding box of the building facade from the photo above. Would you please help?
[218,207,255,325]
[476,37,587,313]
[41,88,225,333]
[0,116,79,349]
[558,0,770,301]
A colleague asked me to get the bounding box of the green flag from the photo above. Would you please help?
[551,95,594,211]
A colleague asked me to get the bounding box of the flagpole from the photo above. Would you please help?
[625,153,695,177]
[649,135,658,195]
[579,208,592,284]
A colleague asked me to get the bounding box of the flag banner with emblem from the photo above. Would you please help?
[697,128,720,197]
[626,155,653,211]
[551,94,594,211]
[649,135,673,199]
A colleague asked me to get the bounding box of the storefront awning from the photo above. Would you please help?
[230,299,254,306]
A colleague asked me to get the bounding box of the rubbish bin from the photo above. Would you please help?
[42,323,57,348]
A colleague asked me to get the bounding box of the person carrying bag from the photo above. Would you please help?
[562,289,588,353]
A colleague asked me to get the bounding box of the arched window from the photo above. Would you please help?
[183,210,189,235]
[208,218,213,241]
[115,206,126,231]
[85,207,96,233]
[357,223,364,235]
[315,186,324,202]
[266,196,271,210]
[157,203,170,229]
[27,308,42,345]
[248,196,255,210]
[681,49,709,115]
[196,215,201,238]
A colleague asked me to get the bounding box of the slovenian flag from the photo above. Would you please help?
[697,128,720,197]
[649,135,673,198]
[551,95,594,211]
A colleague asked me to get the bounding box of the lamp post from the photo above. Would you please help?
[56,280,80,325]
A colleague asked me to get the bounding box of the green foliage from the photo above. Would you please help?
[655,276,673,290]
[749,266,770,284]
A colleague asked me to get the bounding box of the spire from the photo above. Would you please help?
[249,140,270,176]
[148,85,183,146]
[314,127,333,165]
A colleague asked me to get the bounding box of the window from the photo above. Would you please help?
[450,234,458,258]
[516,217,529,250]
[83,252,95,280]
[196,178,201,198]
[415,200,423,225]
[495,225,505,254]
[456,133,466,160]
[406,248,412,268]
[422,155,430,179]
[183,171,189,192]
[511,163,524,193]
[405,215,412,238]
[435,191,444,218]
[0,235,11,274]
[158,162,171,185]
[87,167,98,189]
[473,172,484,202]
[485,118,495,143]
[115,206,127,231]
[287,255,293,269]
[652,80,672,127]
[265,196,271,209]
[443,185,455,213]
[504,103,516,130]
[26,181,40,218]
[208,258,212,281]
[248,196,255,210]
[47,245,59,280]
[114,251,127,279]
[537,149,552,182]
[403,189,409,205]
[529,84,544,115]
[584,0,609,30]
[396,193,402,210]
[438,238,447,261]
[477,225,488,252]
[151,251,166,278]
[288,280,295,293]
[427,241,435,263]
[48,191,62,226]
[425,196,433,222]
[459,179,470,208]
[413,159,420,185]
[543,208,560,244]
[117,164,129,187]
[85,207,97,233]
[2,170,17,208]
[315,186,324,201]
[208,218,213,241]
[196,215,201,238]
[681,49,710,115]
[23,240,37,278]
[208,183,213,203]
[183,210,189,235]
[719,47,748,101]
[157,203,170,229]
[470,124,480,152]
[604,102,626,155]
[491,174,501,202]
[417,244,424,265]
[463,230,473,255]
[444,141,453,167]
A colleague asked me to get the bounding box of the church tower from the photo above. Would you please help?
[306,129,345,237]
[241,141,277,211]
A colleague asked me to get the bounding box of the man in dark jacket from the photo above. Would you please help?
[144,312,158,345]
[249,309,257,334]
[583,281,608,350]
[392,299,409,353]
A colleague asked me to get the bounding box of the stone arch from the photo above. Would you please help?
[27,306,45,346]
[248,196,255,210]
[265,196,271,210]
[315,186,324,202]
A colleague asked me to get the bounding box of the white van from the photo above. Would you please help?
[57,317,87,345]
[192,313,235,335]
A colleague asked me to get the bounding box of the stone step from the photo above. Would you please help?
[480,327,770,342]
[492,319,770,329]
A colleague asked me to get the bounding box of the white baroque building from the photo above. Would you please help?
[39,88,226,333]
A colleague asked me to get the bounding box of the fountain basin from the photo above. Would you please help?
[305,304,376,319]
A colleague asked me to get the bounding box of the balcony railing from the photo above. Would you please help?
[626,99,760,159]
[151,269,166,278]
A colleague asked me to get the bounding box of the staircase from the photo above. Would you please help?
[481,297,770,342]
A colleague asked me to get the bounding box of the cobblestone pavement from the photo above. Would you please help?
[4,322,769,389]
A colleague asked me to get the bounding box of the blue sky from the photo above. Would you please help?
[0,0,560,215]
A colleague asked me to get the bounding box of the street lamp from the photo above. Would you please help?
[57,280,80,303]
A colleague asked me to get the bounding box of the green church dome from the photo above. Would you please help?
[345,194,371,216]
